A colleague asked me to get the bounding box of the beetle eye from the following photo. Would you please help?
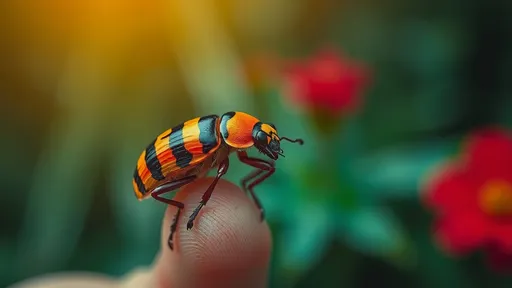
[256,131,268,144]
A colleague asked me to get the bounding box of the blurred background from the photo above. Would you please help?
[1,0,512,287]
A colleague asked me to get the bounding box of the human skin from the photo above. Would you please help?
[10,178,273,288]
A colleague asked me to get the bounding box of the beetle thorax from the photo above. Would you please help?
[219,112,261,149]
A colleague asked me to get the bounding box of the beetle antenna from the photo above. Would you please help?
[281,137,304,145]
[278,149,285,157]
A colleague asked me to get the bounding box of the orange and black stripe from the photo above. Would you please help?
[197,115,220,154]
[220,111,235,139]
[133,168,146,197]
[132,115,222,199]
[145,138,166,181]
[169,122,193,168]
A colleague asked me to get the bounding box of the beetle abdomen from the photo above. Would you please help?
[132,115,222,199]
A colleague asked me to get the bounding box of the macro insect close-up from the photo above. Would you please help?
[132,111,304,250]
[5,1,510,287]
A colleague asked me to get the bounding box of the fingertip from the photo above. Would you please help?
[154,178,272,288]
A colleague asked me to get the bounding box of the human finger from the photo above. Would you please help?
[7,272,117,288]
[152,177,273,288]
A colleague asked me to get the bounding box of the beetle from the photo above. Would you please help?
[132,111,304,250]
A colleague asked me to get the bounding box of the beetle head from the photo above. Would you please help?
[252,122,304,160]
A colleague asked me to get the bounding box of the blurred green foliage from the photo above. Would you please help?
[1,0,512,287]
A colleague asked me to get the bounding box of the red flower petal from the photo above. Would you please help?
[490,222,512,252]
[464,128,512,181]
[423,162,479,213]
[433,213,489,255]
[280,47,371,116]
[423,126,512,270]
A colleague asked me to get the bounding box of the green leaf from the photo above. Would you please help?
[277,203,334,272]
[337,206,416,268]
[294,164,359,212]
[415,225,468,288]
[351,138,459,199]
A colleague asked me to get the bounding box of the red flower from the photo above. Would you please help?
[422,127,512,272]
[281,48,371,117]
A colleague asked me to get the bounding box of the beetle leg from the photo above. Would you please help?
[237,150,275,221]
[151,175,197,250]
[245,169,274,221]
[186,157,230,230]
[240,169,266,219]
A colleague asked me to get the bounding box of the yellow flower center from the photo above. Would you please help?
[480,180,512,216]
